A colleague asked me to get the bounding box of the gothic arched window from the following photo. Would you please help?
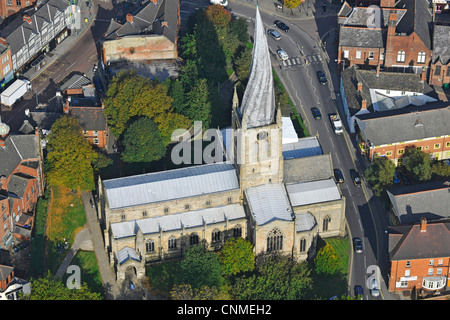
[168,236,177,250]
[146,239,155,253]
[190,233,199,246]
[267,228,283,253]
[212,229,221,243]
[323,216,331,232]
[299,237,307,253]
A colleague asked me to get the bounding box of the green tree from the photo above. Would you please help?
[432,161,450,179]
[283,0,305,9]
[170,284,230,300]
[219,238,255,277]
[205,4,232,27]
[103,70,190,141]
[403,148,432,182]
[233,46,252,83]
[176,245,224,290]
[23,271,102,300]
[165,78,187,114]
[229,17,249,43]
[365,157,396,196]
[121,117,166,163]
[314,243,341,276]
[46,116,97,191]
[184,78,212,128]
[232,254,312,300]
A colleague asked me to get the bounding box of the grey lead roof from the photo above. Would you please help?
[103,162,239,210]
[239,6,275,128]
[432,25,450,64]
[111,203,246,239]
[245,183,293,226]
[286,179,341,207]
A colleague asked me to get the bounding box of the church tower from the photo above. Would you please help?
[231,6,284,197]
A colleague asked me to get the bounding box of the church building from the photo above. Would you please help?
[97,7,346,280]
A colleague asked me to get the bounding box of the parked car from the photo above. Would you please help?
[354,285,364,299]
[370,278,380,297]
[317,71,327,85]
[274,20,289,32]
[334,168,344,183]
[210,0,228,6]
[277,49,289,61]
[311,107,322,120]
[267,29,281,40]
[353,237,363,253]
[393,170,400,184]
[93,76,103,92]
[350,169,361,187]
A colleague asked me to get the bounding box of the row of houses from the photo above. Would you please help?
[338,0,450,298]
[338,0,450,86]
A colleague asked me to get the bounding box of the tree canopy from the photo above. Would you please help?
[403,148,432,182]
[314,243,342,276]
[46,116,97,191]
[121,117,166,163]
[103,70,191,145]
[218,238,255,276]
[365,156,396,196]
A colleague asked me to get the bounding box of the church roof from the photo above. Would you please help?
[245,183,293,226]
[239,6,275,128]
[286,178,341,207]
[103,162,239,210]
[110,203,246,238]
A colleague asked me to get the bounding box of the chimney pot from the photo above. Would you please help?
[357,82,363,91]
[420,217,427,232]
[361,99,367,110]
[126,13,133,23]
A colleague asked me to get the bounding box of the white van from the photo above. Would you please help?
[210,0,228,6]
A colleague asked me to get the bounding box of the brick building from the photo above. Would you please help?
[429,25,450,87]
[0,0,36,20]
[338,0,434,75]
[354,102,450,165]
[0,119,44,249]
[0,38,13,88]
[388,218,450,295]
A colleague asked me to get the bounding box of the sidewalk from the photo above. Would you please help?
[23,0,96,82]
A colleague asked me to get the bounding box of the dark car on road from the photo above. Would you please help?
[354,285,364,299]
[93,76,103,92]
[317,71,327,85]
[353,237,363,253]
[311,107,322,120]
[334,169,344,183]
[350,169,361,187]
[274,20,289,32]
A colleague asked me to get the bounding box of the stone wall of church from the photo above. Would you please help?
[252,219,296,257]
[109,217,248,264]
[104,188,242,227]
[292,198,347,239]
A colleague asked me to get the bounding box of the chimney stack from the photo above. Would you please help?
[126,13,133,23]
[357,82,363,92]
[420,217,427,232]
[23,14,32,24]
[361,99,367,110]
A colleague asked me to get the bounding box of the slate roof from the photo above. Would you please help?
[395,0,433,49]
[0,0,69,55]
[103,162,239,210]
[387,181,450,224]
[342,7,406,28]
[245,183,293,226]
[432,25,450,65]
[339,26,386,48]
[388,220,450,261]
[355,102,450,146]
[104,0,179,43]
[59,74,92,92]
[115,247,141,265]
[7,173,33,198]
[283,153,333,184]
[0,134,39,180]
[340,65,433,117]
[282,136,323,160]
[69,107,107,131]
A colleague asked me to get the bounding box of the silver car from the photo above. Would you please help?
[370,278,380,297]
[267,29,281,40]
[277,49,289,61]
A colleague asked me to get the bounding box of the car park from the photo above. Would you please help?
[350,169,361,187]
[311,107,322,120]
[353,237,363,253]
[317,71,327,85]
[334,169,344,183]
[267,29,281,40]
[274,20,289,32]
[277,49,289,61]
[354,285,364,299]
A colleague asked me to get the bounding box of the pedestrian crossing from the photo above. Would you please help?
[281,53,323,68]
